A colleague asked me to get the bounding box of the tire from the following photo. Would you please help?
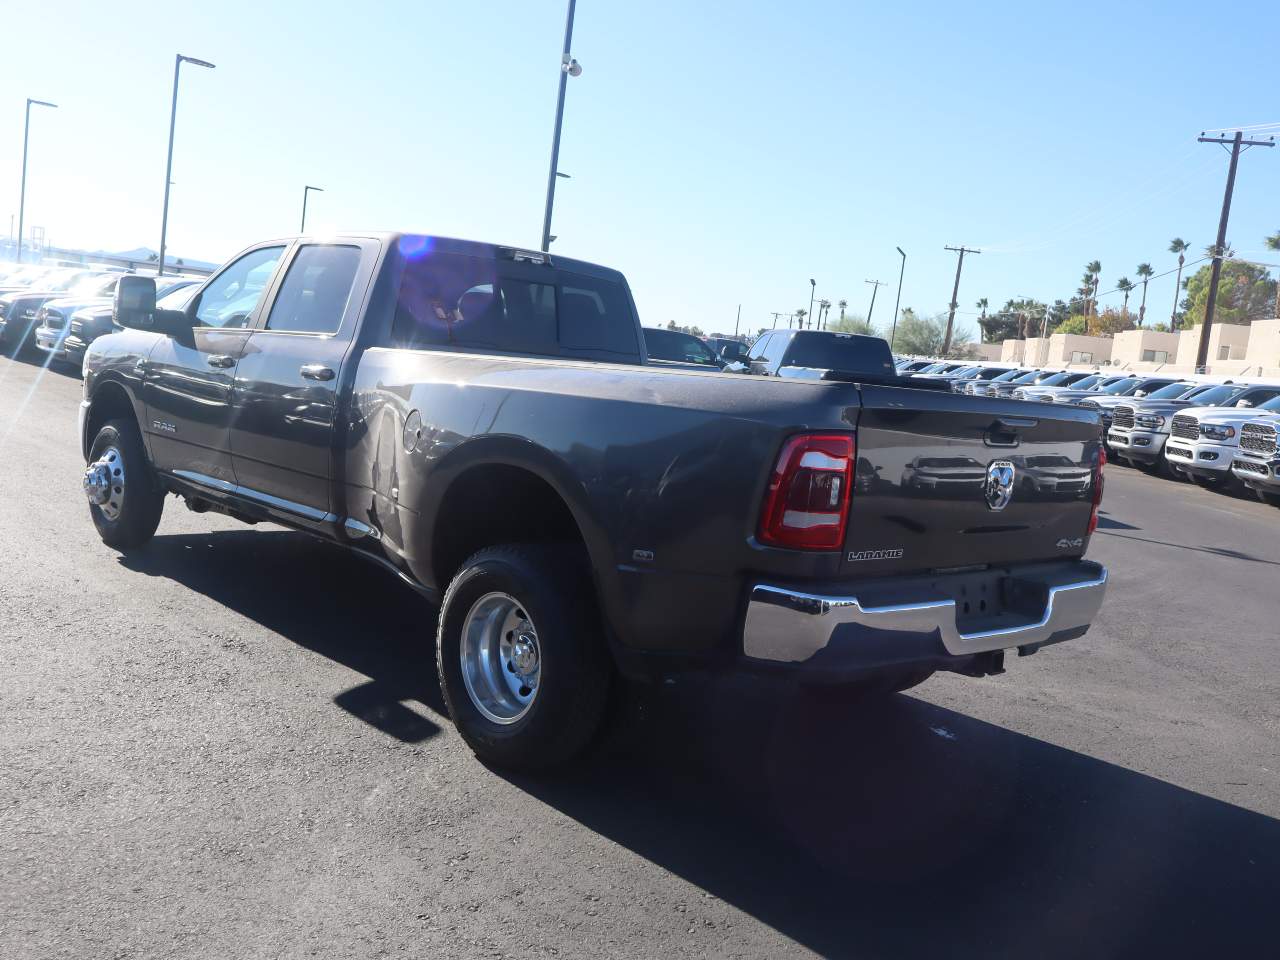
[436,544,611,771]
[1254,488,1280,507]
[86,418,165,550]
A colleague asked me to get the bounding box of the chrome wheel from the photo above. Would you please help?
[460,591,541,724]
[83,445,125,521]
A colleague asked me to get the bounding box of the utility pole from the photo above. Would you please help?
[807,279,816,330]
[864,280,885,325]
[770,311,784,329]
[734,304,741,337]
[1194,130,1274,371]
[942,245,980,356]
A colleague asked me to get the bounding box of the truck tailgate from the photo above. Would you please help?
[843,384,1102,577]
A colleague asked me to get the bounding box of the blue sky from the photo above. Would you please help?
[3,0,1278,336]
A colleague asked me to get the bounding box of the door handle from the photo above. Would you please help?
[206,354,236,368]
[300,364,335,381]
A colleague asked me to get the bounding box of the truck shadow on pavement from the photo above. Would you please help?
[117,529,446,743]
[120,528,1279,958]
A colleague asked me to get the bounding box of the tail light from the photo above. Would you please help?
[1087,446,1106,535]
[758,434,854,550]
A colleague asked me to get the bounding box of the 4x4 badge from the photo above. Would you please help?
[985,460,1016,511]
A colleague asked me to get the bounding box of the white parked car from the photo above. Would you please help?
[1164,394,1280,488]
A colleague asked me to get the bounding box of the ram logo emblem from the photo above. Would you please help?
[984,460,1016,511]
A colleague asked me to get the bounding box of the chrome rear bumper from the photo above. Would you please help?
[743,561,1107,665]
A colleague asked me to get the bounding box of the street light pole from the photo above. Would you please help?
[17,98,58,265]
[890,246,906,349]
[158,53,215,276]
[864,280,885,325]
[540,0,581,252]
[301,185,324,233]
[807,279,816,331]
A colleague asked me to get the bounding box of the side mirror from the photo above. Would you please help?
[113,275,191,338]
[113,275,157,330]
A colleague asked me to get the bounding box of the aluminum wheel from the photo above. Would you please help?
[83,445,126,521]
[460,591,541,724]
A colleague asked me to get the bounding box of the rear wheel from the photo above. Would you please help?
[1253,488,1280,507]
[436,544,611,771]
[85,419,164,549]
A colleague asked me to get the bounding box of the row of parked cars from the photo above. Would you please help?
[0,261,201,367]
[895,357,1280,506]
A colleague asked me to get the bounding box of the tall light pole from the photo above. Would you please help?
[540,0,582,252]
[864,280,885,325]
[807,279,816,331]
[158,53,215,276]
[890,246,906,349]
[17,98,58,265]
[301,185,324,232]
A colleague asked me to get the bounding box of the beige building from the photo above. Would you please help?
[1175,322,1250,366]
[1111,329,1180,367]
[1000,339,1025,363]
[1046,333,1112,366]
[1242,319,1280,376]
[967,342,1003,361]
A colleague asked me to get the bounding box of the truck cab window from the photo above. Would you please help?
[194,246,285,329]
[266,245,361,335]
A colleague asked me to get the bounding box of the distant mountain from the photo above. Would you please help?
[101,247,219,271]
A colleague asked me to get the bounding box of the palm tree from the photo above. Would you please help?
[1168,238,1189,329]
[818,299,831,330]
[1204,241,1235,260]
[976,297,989,321]
[1135,263,1154,326]
[838,299,848,323]
[794,308,806,329]
[1266,231,1280,318]
[1085,259,1105,320]
[1116,277,1134,316]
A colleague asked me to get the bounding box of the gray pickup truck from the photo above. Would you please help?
[79,233,1109,770]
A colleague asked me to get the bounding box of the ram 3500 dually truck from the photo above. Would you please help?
[79,233,1109,770]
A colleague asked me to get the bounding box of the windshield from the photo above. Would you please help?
[1068,375,1104,390]
[1037,372,1074,386]
[1011,370,1041,383]
[1187,384,1242,406]
[64,275,114,298]
[157,284,200,310]
[782,332,893,373]
[1101,378,1139,394]
[1145,382,1196,400]
[990,368,1025,382]
[643,328,720,366]
[1260,396,1280,412]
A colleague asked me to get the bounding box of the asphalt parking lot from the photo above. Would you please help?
[2,352,1277,959]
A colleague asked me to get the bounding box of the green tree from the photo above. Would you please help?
[1054,315,1088,336]
[1179,259,1276,326]
[1266,230,1280,319]
[893,309,975,356]
[828,313,876,336]
[1135,263,1154,326]
[1087,307,1135,338]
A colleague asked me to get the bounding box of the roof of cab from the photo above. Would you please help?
[275,232,627,283]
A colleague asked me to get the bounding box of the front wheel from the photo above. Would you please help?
[1254,488,1280,507]
[85,418,164,549]
[436,544,611,771]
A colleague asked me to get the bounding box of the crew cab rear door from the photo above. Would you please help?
[843,384,1103,577]
[229,240,379,519]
